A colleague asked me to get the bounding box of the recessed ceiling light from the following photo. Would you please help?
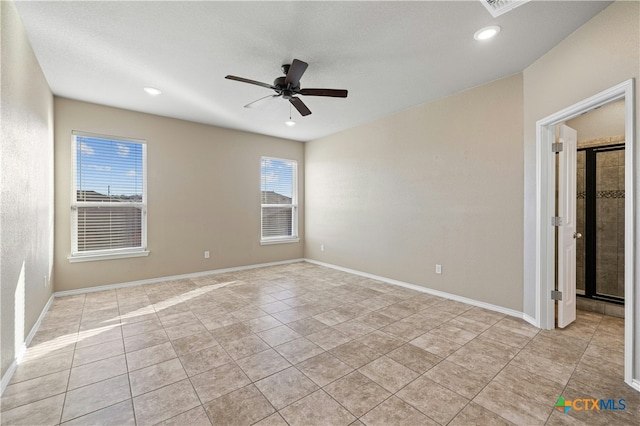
[474,25,501,41]
[143,87,162,95]
[285,120,296,127]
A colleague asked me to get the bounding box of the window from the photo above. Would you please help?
[261,157,298,244]
[70,132,148,261]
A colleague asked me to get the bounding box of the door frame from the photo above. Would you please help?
[534,79,636,388]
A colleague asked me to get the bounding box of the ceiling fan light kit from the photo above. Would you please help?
[225,59,348,118]
[285,104,296,127]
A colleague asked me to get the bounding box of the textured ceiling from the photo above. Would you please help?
[14,1,611,142]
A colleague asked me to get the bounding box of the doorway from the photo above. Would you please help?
[564,98,627,317]
[534,79,636,389]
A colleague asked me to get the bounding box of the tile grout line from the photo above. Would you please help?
[546,312,603,425]
[177,294,215,426]
[119,294,138,426]
[435,307,544,424]
[57,294,87,425]
[59,293,130,425]
[469,332,541,425]
[384,308,514,425]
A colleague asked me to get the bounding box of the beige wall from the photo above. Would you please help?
[1,1,55,380]
[522,0,639,318]
[566,98,625,143]
[54,98,304,291]
[305,74,524,311]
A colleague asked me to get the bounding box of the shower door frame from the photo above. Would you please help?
[578,144,625,304]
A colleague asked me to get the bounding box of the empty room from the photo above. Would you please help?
[2,1,640,425]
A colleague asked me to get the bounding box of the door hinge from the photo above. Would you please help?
[552,216,562,226]
[551,290,563,301]
[552,142,563,153]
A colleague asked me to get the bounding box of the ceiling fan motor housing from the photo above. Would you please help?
[273,76,299,99]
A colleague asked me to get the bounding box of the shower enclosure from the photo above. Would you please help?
[576,144,625,304]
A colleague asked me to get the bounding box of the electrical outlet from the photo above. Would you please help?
[204,251,210,259]
[320,244,325,252]
[435,264,442,274]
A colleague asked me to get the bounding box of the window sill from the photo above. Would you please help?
[68,250,150,263]
[260,238,300,246]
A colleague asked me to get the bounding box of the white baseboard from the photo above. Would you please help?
[24,293,56,350]
[305,258,528,321]
[1,293,55,395]
[55,258,306,297]
[522,313,538,327]
[0,360,19,397]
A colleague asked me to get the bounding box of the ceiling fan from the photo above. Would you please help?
[225,59,348,117]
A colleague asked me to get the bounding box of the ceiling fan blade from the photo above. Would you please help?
[284,59,308,87]
[289,97,311,116]
[299,88,348,98]
[244,94,280,109]
[225,75,276,90]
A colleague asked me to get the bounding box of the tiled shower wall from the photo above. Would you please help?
[576,142,625,299]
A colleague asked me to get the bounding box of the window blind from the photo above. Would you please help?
[261,157,297,240]
[72,134,146,256]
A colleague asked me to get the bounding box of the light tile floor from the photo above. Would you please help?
[1,262,638,425]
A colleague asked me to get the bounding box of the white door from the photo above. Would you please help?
[557,124,578,328]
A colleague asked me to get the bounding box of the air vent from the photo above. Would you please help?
[480,0,530,17]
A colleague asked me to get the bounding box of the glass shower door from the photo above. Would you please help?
[594,148,625,299]
[576,144,624,303]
